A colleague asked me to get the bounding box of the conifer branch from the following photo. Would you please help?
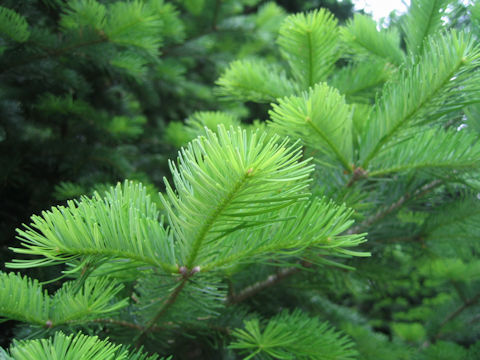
[185,172,251,268]
[347,180,442,233]
[361,31,480,167]
[269,83,353,171]
[229,180,442,303]
[345,166,368,187]
[1,35,108,74]
[306,118,352,172]
[137,275,190,346]
[435,291,480,339]
[362,66,456,167]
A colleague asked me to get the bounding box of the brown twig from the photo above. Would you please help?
[136,279,188,346]
[93,318,178,334]
[227,267,300,304]
[93,318,144,331]
[135,266,201,347]
[346,166,368,187]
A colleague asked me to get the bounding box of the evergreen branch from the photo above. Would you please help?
[329,61,393,104]
[220,197,370,303]
[0,5,30,42]
[104,1,162,53]
[269,83,353,171]
[435,292,480,339]
[216,59,297,103]
[361,31,480,166]
[203,198,367,272]
[230,309,358,359]
[4,332,160,360]
[340,14,404,66]
[0,272,49,326]
[0,35,108,74]
[368,128,480,177]
[347,180,442,233]
[161,126,313,268]
[402,0,450,54]
[59,0,106,31]
[0,272,127,329]
[137,276,190,346]
[50,278,128,326]
[9,181,177,273]
[278,9,339,89]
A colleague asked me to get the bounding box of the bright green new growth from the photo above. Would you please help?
[360,30,480,166]
[216,8,340,101]
[10,181,176,273]
[216,59,298,103]
[340,14,404,66]
[277,9,339,88]
[0,273,49,326]
[269,83,353,171]
[230,310,358,360]
[0,272,126,327]
[402,0,451,54]
[2,125,365,351]
[1,332,161,360]
[368,128,480,177]
[10,126,364,275]
[162,126,313,268]
[160,125,363,269]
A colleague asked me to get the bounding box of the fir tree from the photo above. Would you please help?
[0,0,290,265]
[1,0,480,359]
